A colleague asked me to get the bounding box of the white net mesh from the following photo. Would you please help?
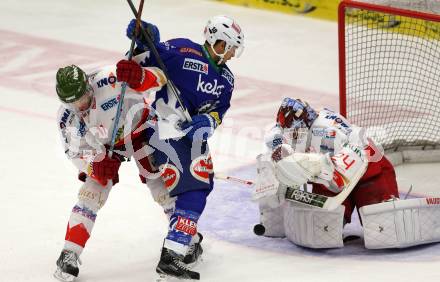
[341,1,440,156]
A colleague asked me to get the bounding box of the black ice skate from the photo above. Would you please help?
[183,233,203,265]
[156,247,200,281]
[53,250,81,282]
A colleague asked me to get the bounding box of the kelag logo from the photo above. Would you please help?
[196,74,225,97]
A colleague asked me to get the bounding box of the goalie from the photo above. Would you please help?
[254,97,406,249]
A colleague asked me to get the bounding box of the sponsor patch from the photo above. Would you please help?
[183,58,208,74]
[72,205,97,222]
[426,198,440,205]
[190,155,213,184]
[324,114,352,133]
[221,68,234,86]
[100,97,119,111]
[76,120,87,137]
[312,128,336,139]
[179,47,203,57]
[232,21,242,34]
[175,216,197,236]
[97,72,117,88]
[59,108,71,129]
[160,164,180,192]
[285,187,328,208]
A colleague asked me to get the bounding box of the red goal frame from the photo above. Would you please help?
[338,0,440,117]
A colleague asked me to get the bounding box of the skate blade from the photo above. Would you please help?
[155,273,199,281]
[53,268,76,282]
[185,256,203,269]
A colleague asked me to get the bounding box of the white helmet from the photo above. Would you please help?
[203,15,244,63]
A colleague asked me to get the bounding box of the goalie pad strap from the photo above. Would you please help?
[283,202,345,248]
[360,198,440,249]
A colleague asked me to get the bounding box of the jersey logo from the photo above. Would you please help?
[179,47,203,57]
[97,72,117,88]
[160,163,180,192]
[324,114,352,134]
[232,22,241,33]
[59,109,71,129]
[100,97,119,111]
[196,74,225,97]
[190,155,213,184]
[183,58,208,74]
[175,216,197,236]
[426,198,440,205]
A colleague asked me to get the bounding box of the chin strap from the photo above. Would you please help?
[209,43,227,65]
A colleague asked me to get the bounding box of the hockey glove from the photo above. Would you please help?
[116,60,144,89]
[89,154,121,187]
[126,19,160,51]
[180,114,217,142]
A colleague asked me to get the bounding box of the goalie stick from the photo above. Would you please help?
[216,161,366,211]
[214,173,254,186]
[284,159,367,210]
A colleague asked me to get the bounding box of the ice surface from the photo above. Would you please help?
[1,1,440,281]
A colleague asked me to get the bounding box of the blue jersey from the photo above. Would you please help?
[142,38,235,125]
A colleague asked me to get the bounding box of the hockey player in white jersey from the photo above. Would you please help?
[254,97,401,248]
[53,61,167,281]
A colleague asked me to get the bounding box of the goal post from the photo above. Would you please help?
[338,0,440,165]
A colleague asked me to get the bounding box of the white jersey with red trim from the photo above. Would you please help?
[267,108,370,193]
[57,65,164,173]
[302,108,367,155]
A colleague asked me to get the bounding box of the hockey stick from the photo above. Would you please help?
[214,173,254,186]
[284,162,367,210]
[216,167,366,211]
[108,0,145,157]
[126,0,192,122]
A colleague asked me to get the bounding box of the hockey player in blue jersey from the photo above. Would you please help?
[124,15,244,280]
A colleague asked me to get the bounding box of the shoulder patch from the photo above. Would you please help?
[221,68,234,86]
[59,108,72,129]
[179,47,203,57]
[96,72,117,88]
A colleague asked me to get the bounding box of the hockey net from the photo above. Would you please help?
[339,0,440,165]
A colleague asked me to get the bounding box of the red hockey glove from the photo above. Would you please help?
[116,59,143,89]
[90,155,121,186]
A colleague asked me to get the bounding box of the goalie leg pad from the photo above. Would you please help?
[258,202,286,237]
[283,202,345,248]
[360,198,440,249]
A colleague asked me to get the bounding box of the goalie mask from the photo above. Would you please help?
[56,65,94,116]
[276,97,317,130]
